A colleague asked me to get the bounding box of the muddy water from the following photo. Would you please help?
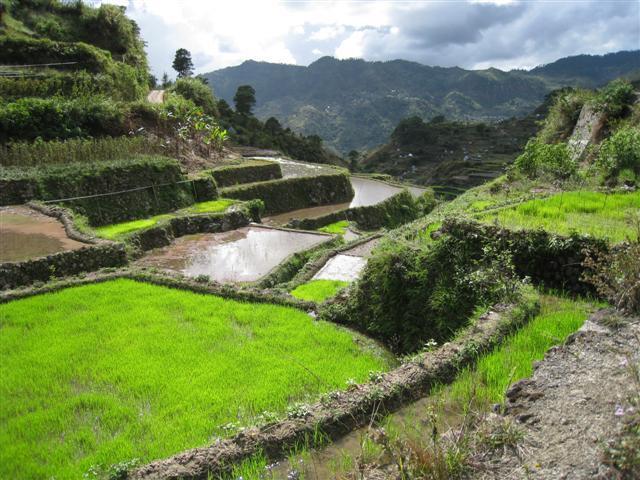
[0,206,86,263]
[135,226,332,283]
[262,202,351,227]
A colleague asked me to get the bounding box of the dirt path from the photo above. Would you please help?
[474,310,640,479]
[147,89,165,104]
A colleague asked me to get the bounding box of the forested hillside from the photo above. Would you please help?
[204,51,640,153]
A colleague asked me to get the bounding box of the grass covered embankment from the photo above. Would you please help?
[478,190,640,243]
[0,279,390,479]
[292,294,603,479]
[93,199,237,239]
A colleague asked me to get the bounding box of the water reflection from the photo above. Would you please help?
[136,226,332,282]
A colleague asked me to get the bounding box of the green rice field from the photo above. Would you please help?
[93,199,237,239]
[0,279,389,479]
[478,190,639,242]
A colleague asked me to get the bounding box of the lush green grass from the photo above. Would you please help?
[0,279,390,479]
[318,221,350,235]
[93,213,172,239]
[290,279,350,302]
[478,190,640,242]
[93,199,236,239]
[444,294,599,408]
[181,198,236,214]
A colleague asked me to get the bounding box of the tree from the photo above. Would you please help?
[265,117,282,134]
[234,85,256,115]
[148,74,157,89]
[217,99,233,118]
[161,72,172,88]
[172,48,194,78]
[348,150,359,171]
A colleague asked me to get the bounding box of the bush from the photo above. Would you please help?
[593,79,636,119]
[0,97,127,142]
[596,125,640,183]
[538,89,589,143]
[322,232,523,353]
[170,78,218,116]
[514,139,576,180]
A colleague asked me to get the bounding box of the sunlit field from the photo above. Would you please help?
[0,279,389,479]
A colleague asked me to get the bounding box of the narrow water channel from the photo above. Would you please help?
[135,226,333,282]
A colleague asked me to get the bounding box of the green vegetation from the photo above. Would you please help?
[93,199,237,239]
[322,231,524,353]
[361,113,538,193]
[597,124,640,184]
[479,191,640,242]
[318,220,349,235]
[93,213,172,239]
[0,279,390,479]
[0,136,160,167]
[513,139,575,179]
[290,279,349,302]
[182,198,236,214]
[169,77,217,116]
[444,294,598,408]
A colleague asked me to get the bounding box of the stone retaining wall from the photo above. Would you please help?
[209,160,282,188]
[221,172,354,215]
[442,217,610,295]
[288,190,421,231]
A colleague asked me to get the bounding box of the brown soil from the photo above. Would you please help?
[472,309,640,479]
[0,206,86,262]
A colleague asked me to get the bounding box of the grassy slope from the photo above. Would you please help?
[0,279,390,479]
[290,279,349,302]
[479,190,640,243]
[93,199,237,239]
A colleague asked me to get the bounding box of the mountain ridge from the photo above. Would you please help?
[203,50,640,153]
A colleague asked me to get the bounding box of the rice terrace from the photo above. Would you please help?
[0,1,639,479]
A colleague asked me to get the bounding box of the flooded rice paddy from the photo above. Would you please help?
[135,225,332,282]
[0,206,86,263]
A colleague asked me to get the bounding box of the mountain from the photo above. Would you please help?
[203,51,640,154]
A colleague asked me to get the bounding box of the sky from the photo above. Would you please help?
[95,0,640,78]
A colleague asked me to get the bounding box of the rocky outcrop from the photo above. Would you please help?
[568,103,607,162]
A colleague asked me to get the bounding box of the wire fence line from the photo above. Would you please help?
[42,179,198,204]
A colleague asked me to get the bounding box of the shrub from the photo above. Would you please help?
[593,79,636,119]
[514,139,576,180]
[538,89,589,143]
[0,97,126,142]
[0,136,161,167]
[170,78,218,116]
[322,232,523,353]
[596,125,640,183]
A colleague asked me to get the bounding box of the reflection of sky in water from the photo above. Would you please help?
[139,227,331,283]
[313,254,368,282]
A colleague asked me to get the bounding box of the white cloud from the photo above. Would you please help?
[93,0,639,76]
[310,25,346,41]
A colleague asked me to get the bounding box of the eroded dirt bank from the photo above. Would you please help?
[473,310,639,479]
